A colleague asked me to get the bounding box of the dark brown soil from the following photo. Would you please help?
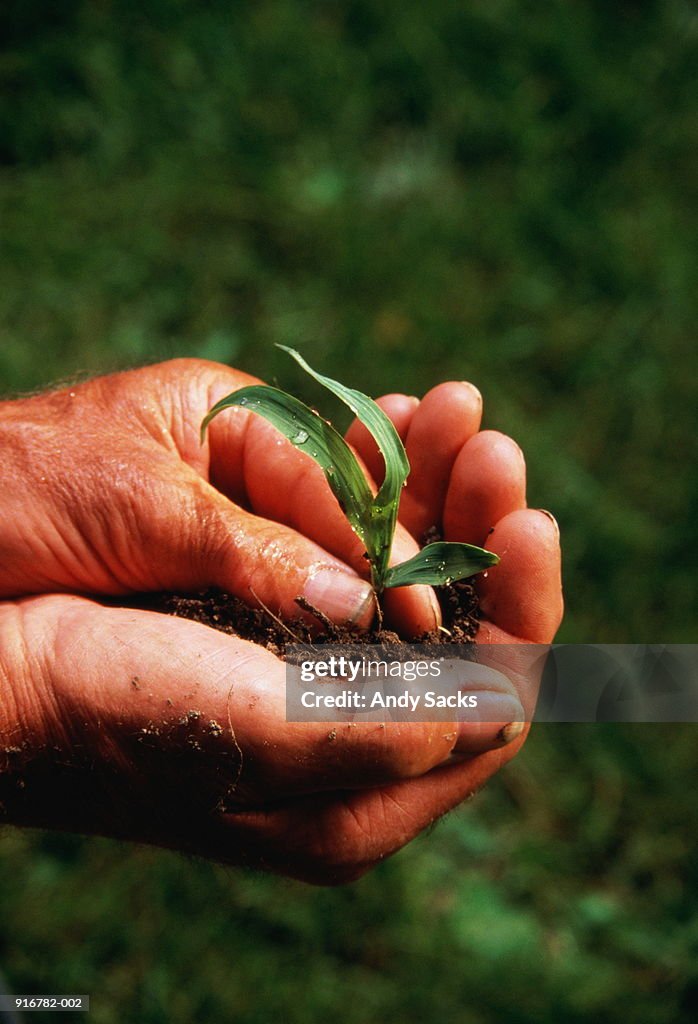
[137,578,480,657]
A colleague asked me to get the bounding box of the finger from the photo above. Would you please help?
[145,462,378,628]
[3,433,377,630]
[400,382,483,540]
[215,736,525,884]
[381,528,442,636]
[139,358,264,506]
[443,430,527,546]
[344,393,419,486]
[112,604,521,782]
[476,509,563,643]
[15,358,259,498]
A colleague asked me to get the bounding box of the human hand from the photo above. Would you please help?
[345,379,564,770]
[0,362,561,883]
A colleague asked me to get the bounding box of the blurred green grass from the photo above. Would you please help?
[0,2,696,1021]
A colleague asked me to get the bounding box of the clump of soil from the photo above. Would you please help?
[138,577,480,658]
[133,525,482,654]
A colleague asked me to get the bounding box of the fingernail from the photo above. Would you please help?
[459,381,482,406]
[428,590,442,628]
[497,721,525,744]
[512,439,526,462]
[537,509,560,538]
[304,568,375,626]
[454,692,526,753]
[410,583,442,630]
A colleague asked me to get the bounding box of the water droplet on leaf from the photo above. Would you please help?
[292,429,309,444]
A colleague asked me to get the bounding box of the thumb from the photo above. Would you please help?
[127,460,377,628]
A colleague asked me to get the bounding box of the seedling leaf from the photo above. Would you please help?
[277,345,409,586]
[200,384,376,558]
[383,541,499,589]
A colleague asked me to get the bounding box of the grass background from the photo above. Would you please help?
[0,1,696,1020]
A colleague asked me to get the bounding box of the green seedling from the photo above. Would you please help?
[200,346,499,597]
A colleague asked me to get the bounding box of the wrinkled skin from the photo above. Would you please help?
[0,360,562,884]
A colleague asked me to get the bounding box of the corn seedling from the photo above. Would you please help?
[201,347,499,596]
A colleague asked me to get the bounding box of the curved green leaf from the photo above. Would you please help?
[383,541,499,589]
[200,384,375,556]
[277,345,409,586]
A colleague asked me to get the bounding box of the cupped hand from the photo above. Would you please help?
[0,361,562,883]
